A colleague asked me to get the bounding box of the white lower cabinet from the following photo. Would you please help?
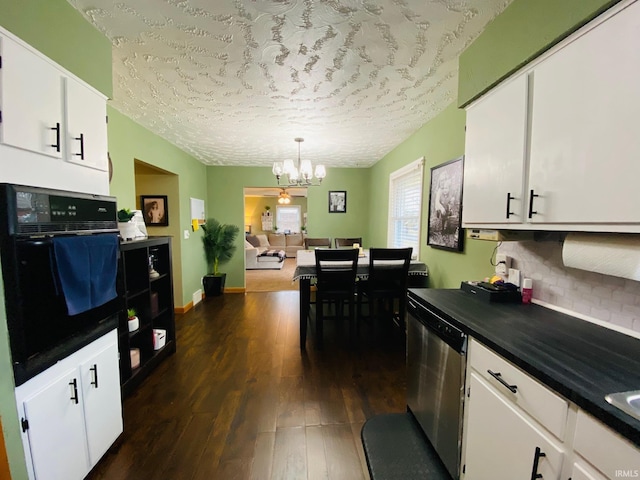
[572,409,640,480]
[462,338,640,480]
[15,330,123,480]
[570,460,608,480]
[22,368,90,480]
[462,372,564,479]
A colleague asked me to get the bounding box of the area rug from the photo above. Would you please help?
[245,258,298,292]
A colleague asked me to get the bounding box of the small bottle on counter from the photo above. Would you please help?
[522,278,533,304]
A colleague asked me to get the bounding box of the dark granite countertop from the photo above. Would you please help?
[407,288,640,448]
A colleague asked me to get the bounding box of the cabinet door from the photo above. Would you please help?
[570,461,608,480]
[23,369,90,480]
[462,73,528,225]
[462,373,563,480]
[0,34,63,158]
[528,1,640,225]
[65,76,109,171]
[80,339,123,465]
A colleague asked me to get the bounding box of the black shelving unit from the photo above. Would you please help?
[118,236,176,396]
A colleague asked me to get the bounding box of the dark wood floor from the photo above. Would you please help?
[88,291,407,480]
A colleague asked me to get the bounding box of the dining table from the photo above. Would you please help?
[293,249,429,349]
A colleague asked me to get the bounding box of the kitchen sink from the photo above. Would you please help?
[605,391,640,422]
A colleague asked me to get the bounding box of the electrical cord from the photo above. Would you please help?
[489,241,502,266]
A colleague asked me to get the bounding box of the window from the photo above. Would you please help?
[387,157,424,258]
[276,205,301,233]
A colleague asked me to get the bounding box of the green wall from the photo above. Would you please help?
[0,0,112,97]
[207,167,370,288]
[458,0,621,106]
[107,107,209,307]
[368,103,497,288]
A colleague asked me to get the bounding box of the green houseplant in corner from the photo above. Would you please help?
[201,218,240,296]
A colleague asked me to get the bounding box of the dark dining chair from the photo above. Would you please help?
[334,237,362,248]
[304,237,332,249]
[314,248,359,348]
[357,247,413,329]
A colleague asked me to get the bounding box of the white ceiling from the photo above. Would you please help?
[68,0,512,168]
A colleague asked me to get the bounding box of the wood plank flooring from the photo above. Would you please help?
[87,291,407,480]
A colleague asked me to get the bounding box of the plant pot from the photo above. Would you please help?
[118,221,138,240]
[127,316,139,332]
[203,273,226,297]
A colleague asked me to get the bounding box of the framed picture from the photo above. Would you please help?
[328,191,347,213]
[427,157,464,252]
[141,195,169,226]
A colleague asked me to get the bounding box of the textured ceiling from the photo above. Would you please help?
[68,0,512,168]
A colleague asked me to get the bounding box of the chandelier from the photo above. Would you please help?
[277,189,291,204]
[272,137,326,187]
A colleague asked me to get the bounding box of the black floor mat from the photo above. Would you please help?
[361,412,453,480]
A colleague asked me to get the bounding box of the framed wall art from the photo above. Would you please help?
[141,195,169,226]
[427,157,464,252]
[328,191,347,213]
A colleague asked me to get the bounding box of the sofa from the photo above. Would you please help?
[266,233,305,258]
[245,235,286,270]
[246,233,305,259]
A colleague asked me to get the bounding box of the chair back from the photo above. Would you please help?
[315,248,359,295]
[305,237,332,249]
[334,237,363,248]
[367,248,413,295]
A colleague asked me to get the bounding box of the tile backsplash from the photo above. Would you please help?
[498,240,640,333]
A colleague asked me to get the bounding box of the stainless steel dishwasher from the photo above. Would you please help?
[406,293,467,480]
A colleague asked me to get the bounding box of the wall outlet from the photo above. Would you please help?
[509,268,521,287]
[495,254,511,276]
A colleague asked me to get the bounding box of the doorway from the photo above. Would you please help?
[134,160,183,303]
[243,187,307,292]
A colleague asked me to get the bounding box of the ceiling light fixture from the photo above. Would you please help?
[277,189,291,204]
[272,137,326,187]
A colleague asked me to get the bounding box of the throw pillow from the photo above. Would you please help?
[244,239,254,249]
[246,235,260,247]
[256,234,270,247]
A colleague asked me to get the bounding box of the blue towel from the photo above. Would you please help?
[53,234,119,316]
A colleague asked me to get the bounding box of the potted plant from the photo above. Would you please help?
[127,308,139,332]
[118,208,137,240]
[201,218,240,296]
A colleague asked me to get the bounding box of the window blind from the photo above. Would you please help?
[388,158,424,257]
[276,205,301,233]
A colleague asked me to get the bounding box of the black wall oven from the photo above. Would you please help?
[0,184,121,386]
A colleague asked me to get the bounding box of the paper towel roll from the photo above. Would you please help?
[562,233,640,281]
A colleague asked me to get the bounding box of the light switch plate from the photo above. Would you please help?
[183,229,190,239]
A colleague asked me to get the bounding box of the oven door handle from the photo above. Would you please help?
[487,370,518,393]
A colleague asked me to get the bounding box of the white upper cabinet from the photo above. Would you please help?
[463,73,528,225]
[0,28,110,186]
[462,0,640,232]
[528,0,640,225]
[65,76,109,171]
[0,35,64,158]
